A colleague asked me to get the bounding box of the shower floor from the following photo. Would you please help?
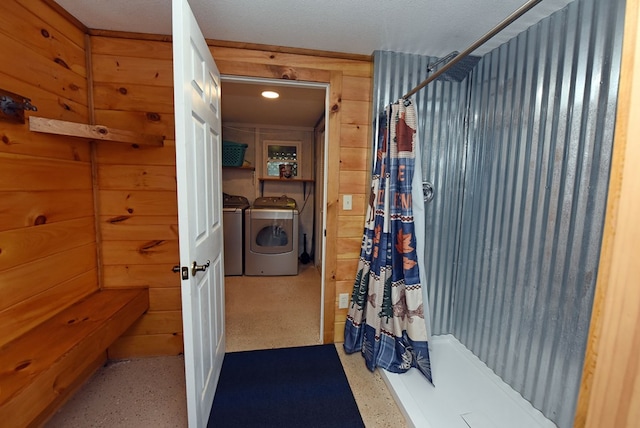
[381,335,557,428]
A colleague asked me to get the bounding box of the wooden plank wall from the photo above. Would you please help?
[89,34,372,354]
[0,0,95,347]
[89,36,183,357]
[208,45,373,343]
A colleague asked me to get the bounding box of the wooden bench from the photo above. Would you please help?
[0,288,149,427]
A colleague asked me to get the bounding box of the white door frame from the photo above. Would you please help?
[221,75,330,340]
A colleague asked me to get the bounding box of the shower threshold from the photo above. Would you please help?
[380,335,557,428]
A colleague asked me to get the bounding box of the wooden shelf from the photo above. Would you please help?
[29,116,164,146]
[258,177,315,196]
[258,177,314,182]
[223,165,255,170]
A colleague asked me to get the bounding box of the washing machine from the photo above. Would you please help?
[245,195,299,276]
[223,193,250,276]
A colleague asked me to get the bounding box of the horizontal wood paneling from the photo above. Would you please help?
[0,5,100,418]
[99,190,178,216]
[0,1,86,77]
[93,82,174,113]
[336,237,361,259]
[18,0,85,48]
[97,165,177,191]
[0,190,93,230]
[100,215,178,241]
[108,333,184,359]
[0,270,97,346]
[211,46,371,78]
[90,35,372,354]
[102,264,180,289]
[336,280,355,296]
[339,170,368,194]
[91,35,181,357]
[0,154,91,192]
[0,73,88,124]
[340,124,370,148]
[0,243,96,311]
[92,55,173,87]
[101,240,179,265]
[0,124,91,160]
[0,289,147,426]
[0,34,86,105]
[122,310,182,336]
[91,36,172,59]
[342,76,372,101]
[341,100,371,125]
[149,287,182,311]
[95,139,176,166]
[337,217,365,238]
[209,39,371,62]
[336,259,359,281]
[0,217,95,270]
[94,110,175,139]
[340,147,369,171]
[215,59,332,83]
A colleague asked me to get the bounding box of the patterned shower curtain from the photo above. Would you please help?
[344,99,433,384]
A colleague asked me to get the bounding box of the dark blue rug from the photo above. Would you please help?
[208,344,365,427]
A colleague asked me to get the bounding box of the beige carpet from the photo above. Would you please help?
[46,263,405,427]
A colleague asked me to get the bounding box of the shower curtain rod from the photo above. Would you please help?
[402,0,543,100]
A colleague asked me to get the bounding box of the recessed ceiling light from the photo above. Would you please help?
[261,90,279,99]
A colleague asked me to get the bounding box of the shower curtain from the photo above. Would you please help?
[344,100,433,384]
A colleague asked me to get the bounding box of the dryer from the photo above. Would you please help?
[245,196,299,276]
[223,193,249,276]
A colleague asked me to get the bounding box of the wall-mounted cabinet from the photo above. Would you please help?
[264,140,301,178]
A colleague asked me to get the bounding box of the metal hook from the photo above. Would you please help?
[0,95,38,115]
[0,89,38,124]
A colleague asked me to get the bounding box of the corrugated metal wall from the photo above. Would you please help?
[372,0,624,426]
[372,51,470,335]
[456,0,623,426]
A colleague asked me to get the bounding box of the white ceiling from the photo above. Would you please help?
[54,0,575,127]
[221,79,326,128]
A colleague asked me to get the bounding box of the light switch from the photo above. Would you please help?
[339,293,350,309]
[343,194,352,210]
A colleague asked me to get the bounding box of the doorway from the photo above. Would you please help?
[219,76,329,350]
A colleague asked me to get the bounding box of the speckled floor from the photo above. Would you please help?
[46,264,405,428]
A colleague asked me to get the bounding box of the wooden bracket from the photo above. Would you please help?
[29,116,164,146]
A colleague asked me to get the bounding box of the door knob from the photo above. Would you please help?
[191,260,210,276]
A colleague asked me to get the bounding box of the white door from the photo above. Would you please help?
[172,0,225,426]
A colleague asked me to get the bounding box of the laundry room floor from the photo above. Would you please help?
[46,263,405,427]
[224,262,322,352]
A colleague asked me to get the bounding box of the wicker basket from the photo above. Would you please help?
[222,141,248,167]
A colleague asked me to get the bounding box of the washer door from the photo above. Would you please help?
[249,209,294,254]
